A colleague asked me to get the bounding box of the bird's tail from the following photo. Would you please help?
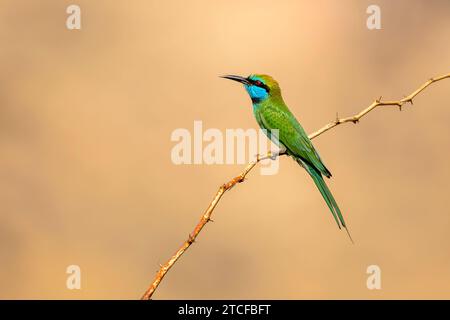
[302,161,354,243]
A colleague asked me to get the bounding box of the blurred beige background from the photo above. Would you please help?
[0,0,449,299]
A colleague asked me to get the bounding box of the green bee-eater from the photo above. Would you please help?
[222,74,352,242]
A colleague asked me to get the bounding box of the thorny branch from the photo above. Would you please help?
[141,73,450,300]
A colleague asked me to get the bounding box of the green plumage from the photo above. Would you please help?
[223,74,353,242]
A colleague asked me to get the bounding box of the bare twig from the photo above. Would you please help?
[309,74,450,139]
[141,73,449,300]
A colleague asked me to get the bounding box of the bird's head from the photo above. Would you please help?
[221,74,282,104]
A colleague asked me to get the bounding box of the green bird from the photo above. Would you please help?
[222,74,353,242]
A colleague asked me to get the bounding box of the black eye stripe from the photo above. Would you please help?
[249,79,270,92]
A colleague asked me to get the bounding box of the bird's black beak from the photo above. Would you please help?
[220,75,251,85]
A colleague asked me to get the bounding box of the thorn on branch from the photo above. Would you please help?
[402,97,413,105]
[334,115,341,125]
[187,234,195,245]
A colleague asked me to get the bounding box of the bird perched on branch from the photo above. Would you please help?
[222,74,353,242]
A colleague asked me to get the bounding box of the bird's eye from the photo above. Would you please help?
[255,80,262,86]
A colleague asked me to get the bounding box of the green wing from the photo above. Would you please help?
[258,104,331,178]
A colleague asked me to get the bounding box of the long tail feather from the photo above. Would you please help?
[301,160,354,243]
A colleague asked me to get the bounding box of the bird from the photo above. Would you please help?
[221,74,353,242]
